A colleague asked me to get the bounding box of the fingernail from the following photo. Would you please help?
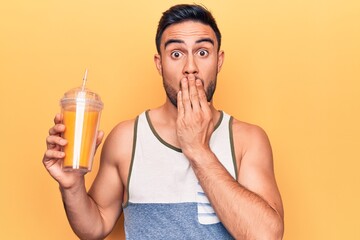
[60,139,67,145]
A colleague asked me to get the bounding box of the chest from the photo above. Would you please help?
[124,112,237,204]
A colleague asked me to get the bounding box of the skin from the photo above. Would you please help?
[43,20,284,239]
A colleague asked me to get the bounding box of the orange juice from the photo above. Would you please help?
[62,110,100,171]
[60,86,103,172]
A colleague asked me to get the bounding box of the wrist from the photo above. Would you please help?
[183,145,213,165]
[59,176,85,194]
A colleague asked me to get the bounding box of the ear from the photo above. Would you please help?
[217,50,225,73]
[154,54,162,76]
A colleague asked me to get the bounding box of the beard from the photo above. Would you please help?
[163,76,217,108]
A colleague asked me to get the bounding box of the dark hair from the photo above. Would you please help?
[155,4,222,53]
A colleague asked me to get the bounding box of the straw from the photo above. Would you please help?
[81,69,88,91]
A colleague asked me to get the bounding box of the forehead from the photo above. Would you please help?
[161,21,218,47]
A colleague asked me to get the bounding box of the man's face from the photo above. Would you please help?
[155,20,224,107]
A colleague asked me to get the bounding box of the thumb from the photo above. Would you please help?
[96,130,105,147]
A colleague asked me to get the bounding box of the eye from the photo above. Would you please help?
[171,51,183,59]
[198,50,208,57]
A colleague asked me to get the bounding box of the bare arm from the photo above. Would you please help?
[43,114,133,239]
[185,125,283,239]
[177,77,284,239]
[59,131,124,239]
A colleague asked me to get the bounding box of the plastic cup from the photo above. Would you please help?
[60,87,103,172]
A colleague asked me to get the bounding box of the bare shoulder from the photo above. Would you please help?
[231,118,272,155]
[88,117,138,227]
[107,118,137,143]
[101,117,137,166]
[231,118,283,220]
[230,117,274,181]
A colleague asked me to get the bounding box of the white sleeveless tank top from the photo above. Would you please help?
[123,110,237,239]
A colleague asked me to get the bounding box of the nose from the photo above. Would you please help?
[183,55,198,76]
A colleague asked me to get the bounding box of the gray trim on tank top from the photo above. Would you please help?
[123,110,238,207]
[229,116,238,179]
[123,115,139,208]
[145,110,224,153]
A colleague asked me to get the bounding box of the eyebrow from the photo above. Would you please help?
[164,39,185,49]
[164,38,215,49]
[195,38,214,46]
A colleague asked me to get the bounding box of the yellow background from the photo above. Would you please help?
[1,0,359,239]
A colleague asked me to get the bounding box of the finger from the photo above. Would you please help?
[96,130,105,146]
[46,135,67,149]
[43,149,65,162]
[180,78,192,113]
[53,113,63,124]
[48,124,66,136]
[177,90,185,118]
[196,79,210,112]
[188,76,200,112]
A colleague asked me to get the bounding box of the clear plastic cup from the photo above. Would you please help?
[60,87,103,172]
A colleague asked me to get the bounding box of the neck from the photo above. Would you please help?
[146,99,221,150]
[162,98,179,122]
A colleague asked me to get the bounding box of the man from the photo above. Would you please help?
[43,4,284,239]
